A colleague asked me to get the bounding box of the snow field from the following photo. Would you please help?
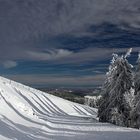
[0,76,140,140]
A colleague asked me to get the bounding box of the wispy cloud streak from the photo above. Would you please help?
[4,74,105,87]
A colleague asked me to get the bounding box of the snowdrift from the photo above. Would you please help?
[0,76,140,140]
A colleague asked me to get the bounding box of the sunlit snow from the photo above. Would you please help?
[0,76,139,140]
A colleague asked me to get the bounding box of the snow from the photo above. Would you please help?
[84,95,101,108]
[0,76,140,140]
[125,48,132,58]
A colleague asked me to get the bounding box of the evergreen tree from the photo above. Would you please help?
[135,52,140,93]
[98,51,134,127]
[131,52,140,128]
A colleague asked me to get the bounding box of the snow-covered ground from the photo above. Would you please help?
[0,76,140,140]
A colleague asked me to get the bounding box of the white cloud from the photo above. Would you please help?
[26,49,73,61]
[1,47,139,67]
[2,60,17,69]
[47,47,140,64]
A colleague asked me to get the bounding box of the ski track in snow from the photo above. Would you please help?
[0,76,140,140]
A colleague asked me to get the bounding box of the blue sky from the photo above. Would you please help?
[0,0,140,88]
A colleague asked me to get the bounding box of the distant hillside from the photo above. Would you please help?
[38,87,101,104]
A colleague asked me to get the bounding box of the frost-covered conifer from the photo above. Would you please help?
[131,52,140,128]
[98,50,134,127]
[135,52,140,93]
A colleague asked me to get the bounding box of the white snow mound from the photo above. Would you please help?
[0,76,139,140]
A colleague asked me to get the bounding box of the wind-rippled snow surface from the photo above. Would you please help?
[0,76,140,140]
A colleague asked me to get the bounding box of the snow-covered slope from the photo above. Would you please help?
[0,76,140,140]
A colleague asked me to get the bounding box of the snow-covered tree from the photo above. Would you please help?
[135,52,140,94]
[98,50,134,127]
[131,52,140,128]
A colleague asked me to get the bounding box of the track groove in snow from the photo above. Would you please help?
[0,76,140,140]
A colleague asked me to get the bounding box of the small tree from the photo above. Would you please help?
[98,50,134,127]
